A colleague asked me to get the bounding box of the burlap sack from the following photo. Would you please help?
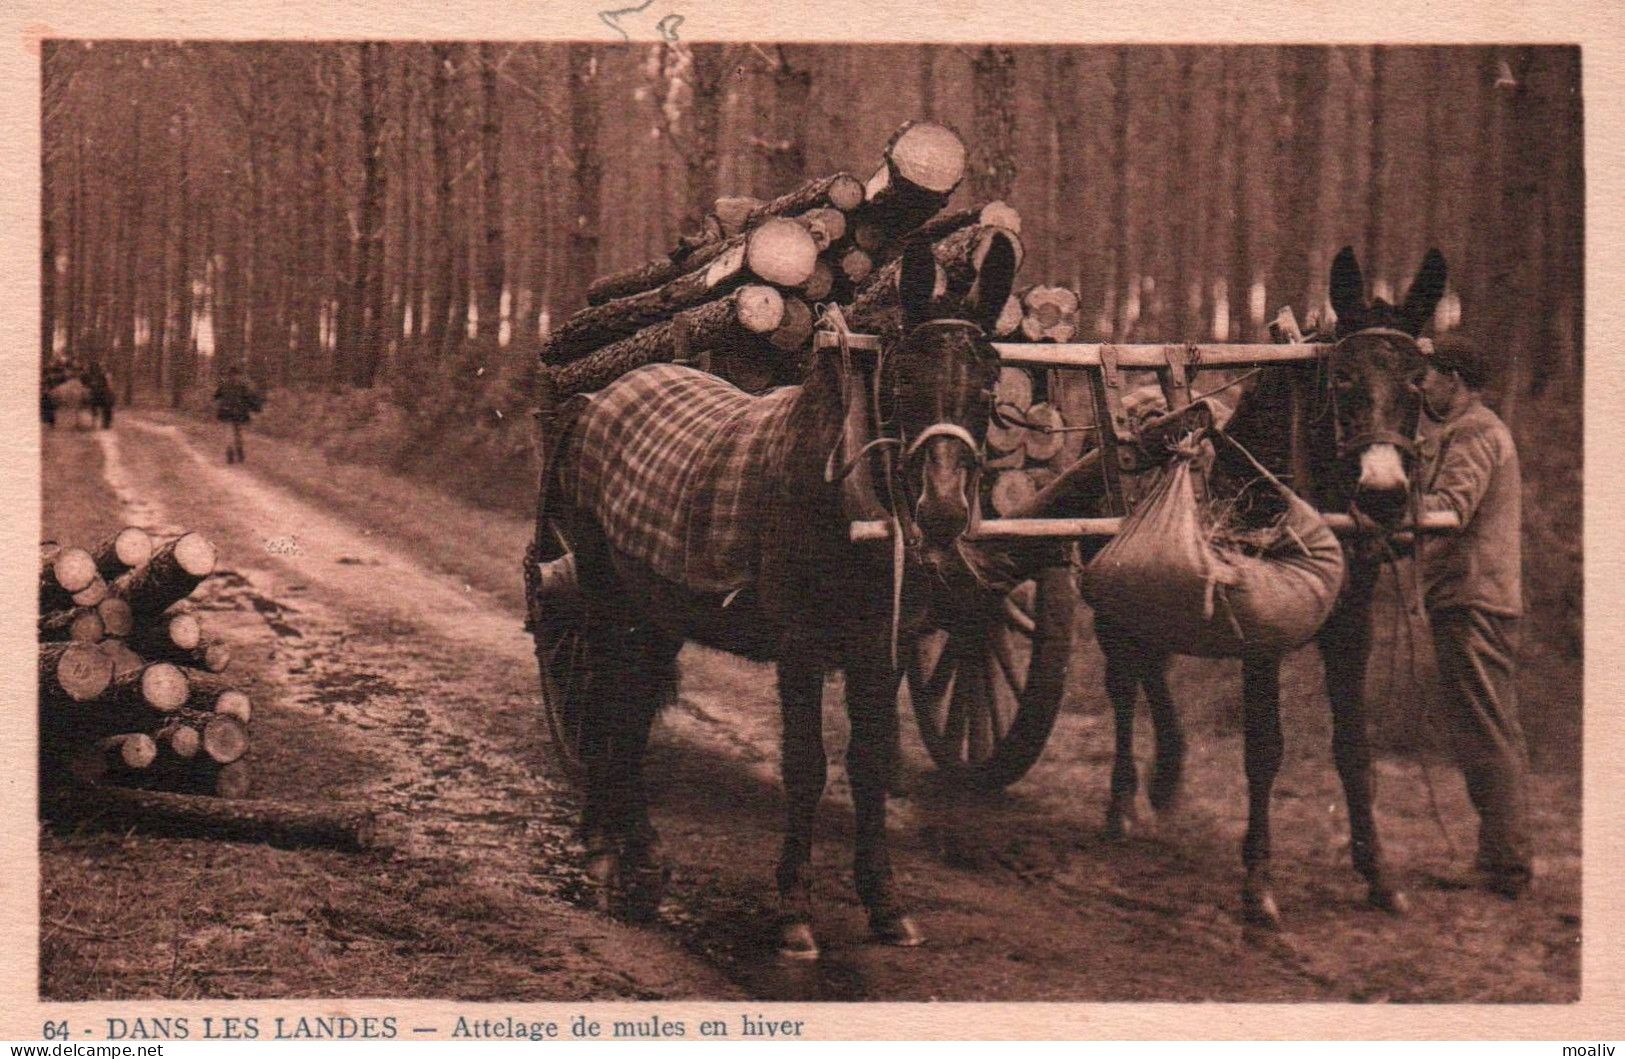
[1080,456,1345,658]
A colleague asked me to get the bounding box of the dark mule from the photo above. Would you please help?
[1098,246,1447,927]
[545,235,1018,957]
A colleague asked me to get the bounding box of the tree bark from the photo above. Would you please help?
[45,786,377,851]
[109,533,216,615]
[477,44,505,346]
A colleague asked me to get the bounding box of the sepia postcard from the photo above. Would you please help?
[2,0,1621,1042]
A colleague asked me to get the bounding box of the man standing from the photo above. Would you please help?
[1416,332,1531,897]
[213,364,264,464]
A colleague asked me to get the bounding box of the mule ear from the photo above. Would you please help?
[1329,246,1367,332]
[1397,248,1448,336]
[899,236,938,332]
[966,229,1019,333]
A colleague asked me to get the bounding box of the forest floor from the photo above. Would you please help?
[40,412,1581,1004]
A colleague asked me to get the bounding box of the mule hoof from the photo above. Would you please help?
[778,921,820,961]
[1368,885,1411,917]
[1242,888,1282,930]
[871,912,924,948]
[1149,772,1184,814]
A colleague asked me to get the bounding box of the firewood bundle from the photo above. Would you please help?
[39,528,254,800]
[545,120,984,397]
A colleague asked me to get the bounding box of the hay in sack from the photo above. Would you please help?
[1080,446,1345,658]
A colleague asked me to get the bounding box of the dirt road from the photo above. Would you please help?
[42,414,1580,1002]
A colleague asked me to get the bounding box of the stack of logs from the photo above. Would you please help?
[39,528,254,799]
[543,117,1098,515]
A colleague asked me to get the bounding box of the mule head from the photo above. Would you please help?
[885,231,1018,557]
[1325,246,1446,524]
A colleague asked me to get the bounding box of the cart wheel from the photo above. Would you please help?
[908,565,1077,790]
[531,522,590,785]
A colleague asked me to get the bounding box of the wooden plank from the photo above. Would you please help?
[995,343,1334,369]
[850,510,1460,542]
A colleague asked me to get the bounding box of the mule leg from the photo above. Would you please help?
[1143,656,1185,813]
[1240,656,1284,929]
[1319,577,1408,915]
[775,649,827,959]
[1102,641,1144,839]
[845,643,922,947]
[616,630,681,920]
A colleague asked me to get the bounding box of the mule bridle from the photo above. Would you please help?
[1326,327,1424,459]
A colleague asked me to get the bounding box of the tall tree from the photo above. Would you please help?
[970,46,1018,203]
[477,43,505,346]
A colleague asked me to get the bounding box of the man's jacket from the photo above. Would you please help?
[1416,396,1523,616]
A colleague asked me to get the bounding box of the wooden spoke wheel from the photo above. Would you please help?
[530,520,591,785]
[908,565,1077,790]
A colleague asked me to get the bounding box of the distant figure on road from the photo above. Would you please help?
[213,365,265,464]
[1416,331,1531,898]
[83,361,115,429]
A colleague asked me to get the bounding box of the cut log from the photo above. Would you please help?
[852,221,887,253]
[149,709,249,765]
[136,630,231,673]
[100,639,146,680]
[130,611,204,655]
[542,219,816,364]
[40,606,105,644]
[70,576,109,608]
[1022,402,1066,462]
[550,285,785,397]
[44,786,378,852]
[1020,285,1081,343]
[111,533,217,615]
[714,196,765,237]
[911,200,1023,247]
[91,527,154,581]
[767,297,815,353]
[669,213,725,264]
[586,213,820,309]
[748,172,864,225]
[796,207,847,252]
[859,121,967,236]
[39,642,115,706]
[212,690,253,725]
[67,733,160,785]
[995,366,1035,411]
[105,662,191,714]
[990,470,1039,517]
[158,719,202,760]
[97,597,134,639]
[802,258,835,301]
[40,544,97,609]
[839,247,874,286]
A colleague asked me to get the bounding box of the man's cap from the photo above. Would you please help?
[1429,331,1492,389]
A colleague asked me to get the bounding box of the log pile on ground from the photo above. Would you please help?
[39,528,258,798]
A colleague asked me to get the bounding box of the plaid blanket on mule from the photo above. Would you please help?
[558,363,800,593]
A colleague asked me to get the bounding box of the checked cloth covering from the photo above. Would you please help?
[558,363,801,593]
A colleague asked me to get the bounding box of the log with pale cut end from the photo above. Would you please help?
[995,366,1035,411]
[159,720,202,760]
[196,713,250,765]
[990,470,1039,517]
[40,642,115,706]
[41,544,98,610]
[862,121,967,221]
[111,533,217,615]
[136,629,232,673]
[45,786,377,851]
[987,416,1026,459]
[802,258,835,301]
[839,247,874,285]
[796,207,847,252]
[92,527,154,581]
[1022,402,1066,462]
[748,172,865,225]
[767,297,815,353]
[587,208,824,307]
[70,576,109,609]
[130,611,204,656]
[100,639,145,680]
[67,733,159,786]
[1020,285,1081,343]
[852,221,887,253]
[97,597,133,639]
[550,285,786,397]
[40,606,105,644]
[543,220,816,365]
[911,201,1024,249]
[212,690,253,725]
[110,662,190,714]
[714,196,765,237]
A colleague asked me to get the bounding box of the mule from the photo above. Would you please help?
[1096,246,1447,927]
[541,233,1019,957]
